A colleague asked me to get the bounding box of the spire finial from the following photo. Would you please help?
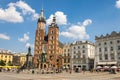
[41,1,44,11]
[40,0,44,18]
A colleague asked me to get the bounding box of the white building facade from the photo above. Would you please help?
[95,31,120,68]
[71,41,95,70]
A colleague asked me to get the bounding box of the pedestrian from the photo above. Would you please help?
[82,68,85,74]
[70,69,72,74]
[32,70,34,74]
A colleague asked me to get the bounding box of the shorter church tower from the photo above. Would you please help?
[47,16,59,68]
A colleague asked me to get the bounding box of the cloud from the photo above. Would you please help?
[47,11,67,25]
[18,32,29,42]
[60,19,92,40]
[0,0,38,23]
[0,6,23,23]
[0,33,10,40]
[9,0,35,15]
[116,0,120,8]
[9,0,39,20]
[82,19,92,26]
[25,43,34,48]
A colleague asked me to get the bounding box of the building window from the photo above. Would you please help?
[104,47,107,51]
[99,43,101,46]
[78,51,80,53]
[82,50,85,53]
[68,58,70,63]
[51,41,54,44]
[74,55,76,59]
[51,51,53,54]
[110,47,113,51]
[68,49,70,52]
[110,41,113,44]
[68,53,70,56]
[83,55,85,58]
[99,54,102,60]
[78,55,80,58]
[118,46,120,50]
[51,36,54,40]
[78,46,80,49]
[51,31,54,34]
[117,40,120,43]
[82,60,86,63]
[51,45,53,49]
[5,56,7,58]
[110,53,114,60]
[105,54,108,60]
[83,45,85,48]
[64,59,66,63]
[64,54,66,57]
[104,42,107,45]
[74,51,76,54]
[64,49,66,52]
[74,47,76,49]
[99,48,101,52]
[118,53,120,60]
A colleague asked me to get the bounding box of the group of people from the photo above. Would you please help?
[0,68,17,73]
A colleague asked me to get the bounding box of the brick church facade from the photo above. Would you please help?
[34,9,63,69]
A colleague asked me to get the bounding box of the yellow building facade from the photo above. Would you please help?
[0,49,13,65]
[20,54,27,67]
[13,53,27,67]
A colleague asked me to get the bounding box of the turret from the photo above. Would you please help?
[50,16,58,28]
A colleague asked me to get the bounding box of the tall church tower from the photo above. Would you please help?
[34,9,46,68]
[47,16,59,68]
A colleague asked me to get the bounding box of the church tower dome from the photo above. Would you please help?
[38,8,46,23]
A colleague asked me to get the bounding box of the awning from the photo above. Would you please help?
[97,62,117,65]
[96,66,102,69]
[111,66,117,69]
[0,66,19,69]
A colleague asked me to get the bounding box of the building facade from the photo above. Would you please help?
[20,54,27,67]
[63,44,71,69]
[71,41,95,70]
[95,31,120,68]
[34,9,63,69]
[13,53,27,67]
[0,49,13,66]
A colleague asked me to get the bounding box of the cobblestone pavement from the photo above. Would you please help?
[0,71,120,80]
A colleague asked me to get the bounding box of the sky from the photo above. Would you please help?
[0,0,120,53]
